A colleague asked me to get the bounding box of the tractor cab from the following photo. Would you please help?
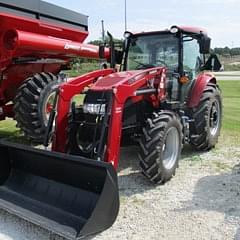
[120,26,221,102]
[122,26,219,73]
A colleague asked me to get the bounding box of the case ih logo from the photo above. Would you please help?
[64,43,81,51]
[64,44,95,53]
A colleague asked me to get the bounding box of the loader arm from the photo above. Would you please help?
[53,67,166,168]
[52,69,115,152]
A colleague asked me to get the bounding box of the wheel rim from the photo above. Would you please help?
[210,99,221,136]
[162,127,180,170]
[42,91,56,126]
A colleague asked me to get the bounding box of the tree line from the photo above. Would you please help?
[213,47,240,56]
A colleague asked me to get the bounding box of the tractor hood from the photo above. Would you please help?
[91,68,164,91]
[91,70,146,91]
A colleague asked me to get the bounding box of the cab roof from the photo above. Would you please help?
[132,25,208,37]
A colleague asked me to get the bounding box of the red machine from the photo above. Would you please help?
[0,0,109,142]
[50,26,222,171]
[0,2,223,239]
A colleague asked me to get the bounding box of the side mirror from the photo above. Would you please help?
[202,54,222,71]
[199,35,211,54]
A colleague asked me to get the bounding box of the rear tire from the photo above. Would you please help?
[139,111,182,184]
[189,83,222,150]
[13,72,58,143]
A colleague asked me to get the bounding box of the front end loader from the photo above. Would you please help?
[0,140,119,239]
[0,25,222,238]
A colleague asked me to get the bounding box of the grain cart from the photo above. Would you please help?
[0,0,109,142]
[0,26,222,239]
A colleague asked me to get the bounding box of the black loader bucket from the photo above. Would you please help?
[0,140,119,239]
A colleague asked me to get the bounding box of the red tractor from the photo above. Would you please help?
[51,26,222,180]
[0,0,109,142]
[0,25,222,239]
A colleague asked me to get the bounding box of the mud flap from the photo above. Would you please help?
[0,140,119,239]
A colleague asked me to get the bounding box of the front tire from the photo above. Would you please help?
[189,83,222,150]
[13,72,59,143]
[139,111,182,184]
[66,108,96,158]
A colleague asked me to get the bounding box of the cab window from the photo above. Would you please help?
[183,38,202,80]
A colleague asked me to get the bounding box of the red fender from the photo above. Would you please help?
[187,72,216,108]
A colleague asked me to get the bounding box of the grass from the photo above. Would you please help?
[0,80,239,144]
[0,119,18,138]
[218,80,240,135]
[65,62,101,77]
[0,119,31,143]
[224,64,240,71]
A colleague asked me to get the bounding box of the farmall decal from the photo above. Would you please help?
[64,43,81,51]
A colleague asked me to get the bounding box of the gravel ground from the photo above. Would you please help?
[0,142,239,240]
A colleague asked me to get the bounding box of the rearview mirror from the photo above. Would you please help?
[199,35,211,54]
[202,54,222,71]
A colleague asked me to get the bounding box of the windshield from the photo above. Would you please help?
[127,33,179,70]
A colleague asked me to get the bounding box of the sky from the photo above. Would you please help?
[45,0,240,48]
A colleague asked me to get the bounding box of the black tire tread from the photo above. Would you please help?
[190,83,222,151]
[13,72,58,142]
[139,110,182,184]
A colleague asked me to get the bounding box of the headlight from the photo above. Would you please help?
[83,103,106,115]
